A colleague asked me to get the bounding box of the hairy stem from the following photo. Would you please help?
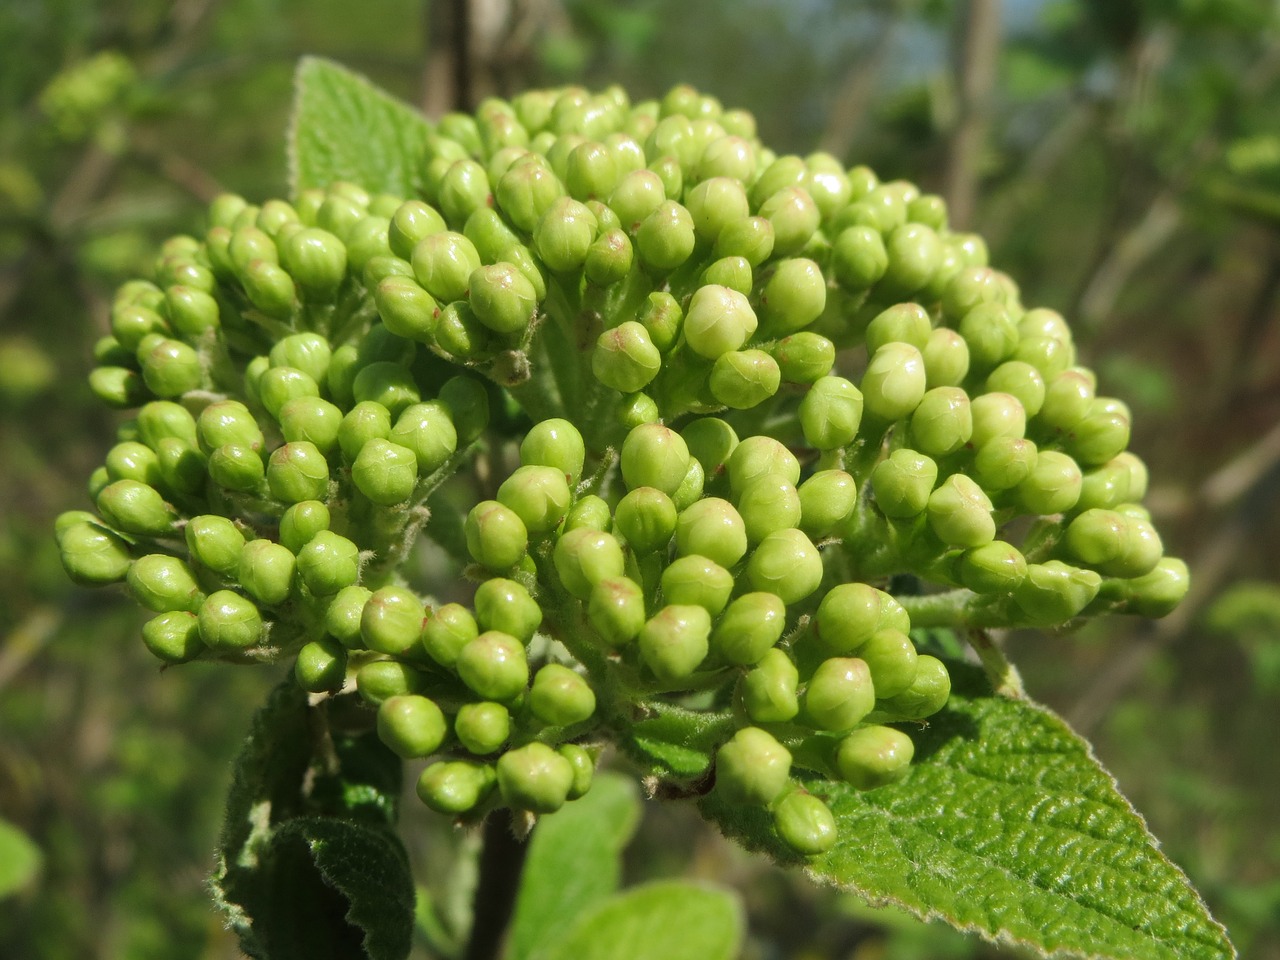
[464,808,529,960]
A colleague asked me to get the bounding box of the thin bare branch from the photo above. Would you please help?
[943,0,1002,230]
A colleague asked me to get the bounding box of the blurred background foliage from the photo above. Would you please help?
[1,0,1278,956]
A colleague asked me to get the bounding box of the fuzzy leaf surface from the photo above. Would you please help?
[289,57,431,198]
[697,662,1236,960]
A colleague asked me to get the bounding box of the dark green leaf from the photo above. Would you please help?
[701,662,1237,960]
[510,772,643,960]
[289,57,432,198]
[211,681,413,960]
[541,881,743,960]
[621,702,735,779]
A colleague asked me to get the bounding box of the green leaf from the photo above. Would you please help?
[288,57,432,199]
[541,881,743,960]
[0,818,41,899]
[701,662,1237,960]
[621,701,735,779]
[211,680,414,960]
[510,772,643,960]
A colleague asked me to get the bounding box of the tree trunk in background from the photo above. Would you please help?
[944,0,1001,230]
[423,0,473,117]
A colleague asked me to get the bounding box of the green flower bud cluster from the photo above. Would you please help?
[58,83,1189,856]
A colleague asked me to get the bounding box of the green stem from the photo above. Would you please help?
[966,628,1025,699]
[463,808,529,960]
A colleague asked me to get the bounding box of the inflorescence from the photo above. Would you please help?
[56,83,1189,856]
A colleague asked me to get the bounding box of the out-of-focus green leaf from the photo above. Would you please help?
[0,819,41,899]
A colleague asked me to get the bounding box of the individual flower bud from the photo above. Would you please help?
[804,151,852,215]
[864,304,933,357]
[815,583,895,654]
[1014,335,1074,379]
[661,555,734,615]
[387,402,457,476]
[857,628,919,699]
[266,441,330,504]
[364,255,414,290]
[969,392,1027,447]
[985,361,1045,418]
[772,332,835,385]
[715,727,791,806]
[695,134,754,182]
[356,659,428,705]
[686,176,750,244]
[529,663,597,727]
[267,334,332,385]
[680,419,738,484]
[319,584,371,650]
[338,401,393,463]
[831,226,888,291]
[497,742,575,814]
[464,206,521,264]
[804,657,876,732]
[110,303,169,353]
[411,231,481,303]
[927,474,996,548]
[553,528,625,599]
[237,539,295,607]
[1014,561,1101,624]
[258,366,321,421]
[496,157,564,232]
[869,449,937,520]
[920,327,969,389]
[620,423,690,496]
[183,516,244,577]
[105,441,161,487]
[582,227,632,286]
[671,456,705,512]
[142,610,205,664]
[738,646,800,724]
[471,578,538,644]
[727,436,800,496]
[592,322,661,393]
[138,338,201,398]
[875,654,951,720]
[293,637,347,692]
[700,256,752,295]
[909,387,973,458]
[610,488,674,554]
[958,540,1028,594]
[709,350,780,409]
[773,790,837,856]
[273,501,329,557]
[123,554,202,613]
[163,285,220,337]
[278,227,347,302]
[746,528,823,605]
[1066,397,1132,467]
[465,500,528,571]
[457,630,528,702]
[351,361,421,417]
[759,259,827,337]
[373,275,439,342]
[971,436,1037,492]
[278,397,343,456]
[377,695,447,759]
[450,701,507,757]
[712,592,786,667]
[608,168,666,228]
[137,400,199,450]
[673,496,745,565]
[1077,452,1145,511]
[96,479,176,537]
[351,439,419,507]
[296,530,360,597]
[941,266,1006,322]
[728,473,801,546]
[197,590,264,652]
[638,604,711,682]
[714,215,775,266]
[198,400,263,454]
[401,604,473,671]
[958,302,1019,372]
[758,186,819,256]
[240,259,297,318]
[208,444,265,491]
[1037,370,1095,434]
[1065,509,1162,579]
[836,726,914,789]
[637,291,682,353]
[1017,449,1083,515]
[418,759,496,815]
[495,464,572,534]
[797,376,863,451]
[531,196,595,273]
[792,471,857,540]
[860,341,927,423]
[554,496,605,535]
[88,367,148,408]
[465,262,536,335]
[636,200,696,272]
[151,438,205,499]
[517,420,583,488]
[388,201,447,259]
[880,223,943,296]
[435,159,490,225]
[683,284,758,360]
[1110,557,1189,618]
